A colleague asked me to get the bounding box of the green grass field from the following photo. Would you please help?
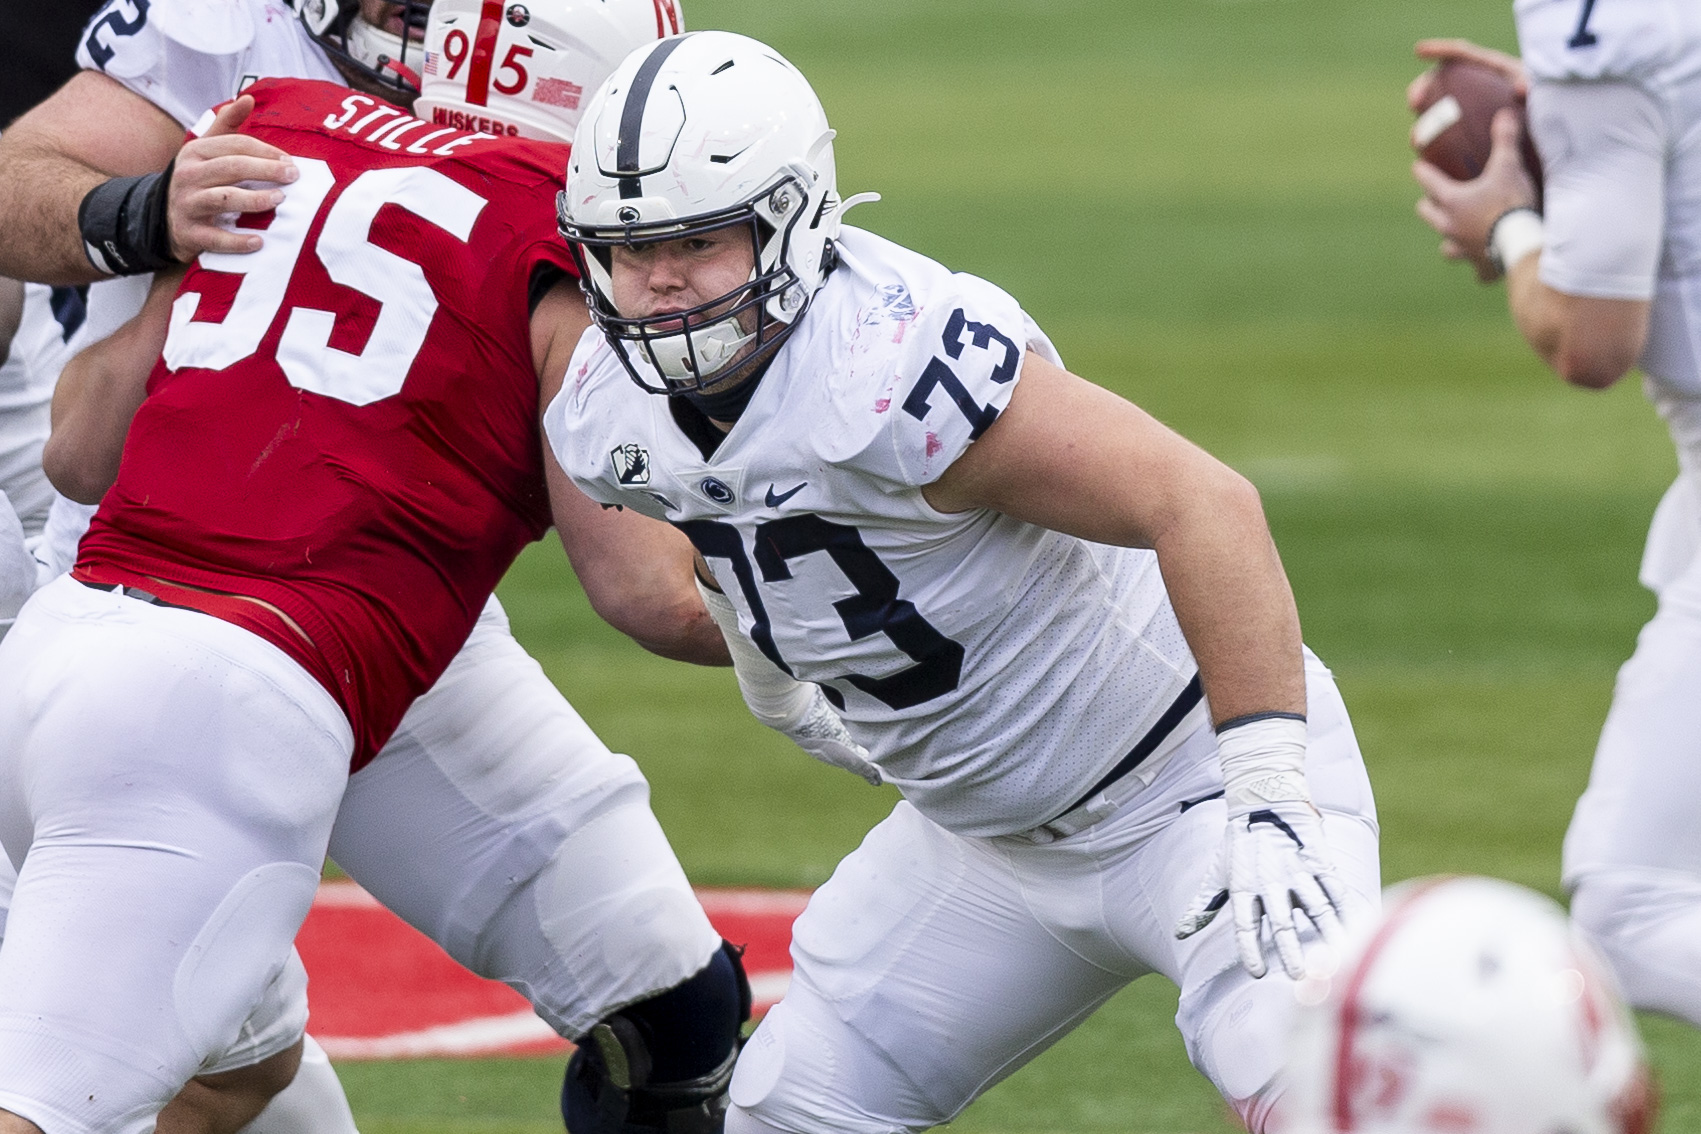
[336,0,1701,1128]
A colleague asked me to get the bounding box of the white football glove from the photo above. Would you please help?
[1174,715,1344,980]
[696,577,883,787]
[779,683,884,786]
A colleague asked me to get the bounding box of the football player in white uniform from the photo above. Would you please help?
[1411,0,1701,1028]
[0,3,750,1134]
[547,32,1383,1134]
[0,278,43,634]
[1282,876,1654,1134]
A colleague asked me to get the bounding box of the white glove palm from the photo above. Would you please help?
[1174,716,1344,980]
[779,684,883,787]
[697,576,883,787]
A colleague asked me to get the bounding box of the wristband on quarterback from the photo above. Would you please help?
[1487,206,1544,278]
[78,160,179,276]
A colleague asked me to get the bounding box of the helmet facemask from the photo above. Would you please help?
[296,0,430,98]
[561,168,824,398]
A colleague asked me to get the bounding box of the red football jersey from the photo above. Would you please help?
[77,77,572,770]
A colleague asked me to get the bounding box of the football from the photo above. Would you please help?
[1411,59,1544,207]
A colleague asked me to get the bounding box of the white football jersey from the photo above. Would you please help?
[1516,0,1701,583]
[76,0,342,129]
[548,228,1202,837]
[1518,2,1701,414]
[0,286,72,415]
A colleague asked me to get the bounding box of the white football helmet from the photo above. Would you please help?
[557,30,875,396]
[1283,876,1655,1134]
[414,0,682,143]
[293,0,432,97]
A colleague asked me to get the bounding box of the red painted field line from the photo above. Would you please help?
[301,880,807,1060]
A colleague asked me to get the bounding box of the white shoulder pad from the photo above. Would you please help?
[151,0,257,53]
[77,1,170,80]
[1515,0,1701,85]
[77,0,309,128]
[811,229,1057,489]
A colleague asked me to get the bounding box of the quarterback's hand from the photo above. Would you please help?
[1174,716,1344,980]
[1407,38,1528,112]
[780,684,884,787]
[169,95,299,262]
[1413,108,1540,281]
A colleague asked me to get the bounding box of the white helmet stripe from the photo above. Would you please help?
[616,33,694,197]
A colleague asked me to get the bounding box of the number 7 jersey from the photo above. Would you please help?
[547,227,1201,837]
[78,77,571,771]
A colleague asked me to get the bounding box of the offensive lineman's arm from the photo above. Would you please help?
[42,267,181,503]
[925,353,1336,979]
[925,352,1304,726]
[531,280,732,666]
[0,73,295,284]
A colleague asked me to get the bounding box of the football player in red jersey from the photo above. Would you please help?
[0,16,744,1134]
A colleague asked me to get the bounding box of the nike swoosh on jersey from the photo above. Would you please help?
[765,482,808,507]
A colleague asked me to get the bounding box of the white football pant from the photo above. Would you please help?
[726,653,1380,1134]
[0,577,350,1134]
[1564,500,1701,1026]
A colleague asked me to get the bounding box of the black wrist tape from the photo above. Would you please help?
[1215,710,1307,734]
[77,159,178,276]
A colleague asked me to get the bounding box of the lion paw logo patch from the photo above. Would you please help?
[611,444,650,486]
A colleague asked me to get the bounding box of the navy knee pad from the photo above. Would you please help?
[562,940,751,1134]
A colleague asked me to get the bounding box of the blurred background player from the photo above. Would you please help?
[1282,875,1654,1134]
[1409,0,1701,1027]
[0,2,746,1133]
[549,31,1382,1134]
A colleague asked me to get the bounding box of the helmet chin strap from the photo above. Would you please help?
[648,321,756,383]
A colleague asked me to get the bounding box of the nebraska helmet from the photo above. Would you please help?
[1284,876,1655,1134]
[293,0,432,97]
[556,30,876,395]
[414,0,682,143]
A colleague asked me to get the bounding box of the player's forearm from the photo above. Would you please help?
[1508,256,1646,390]
[575,541,731,665]
[1151,473,1307,726]
[43,269,178,502]
[0,134,111,284]
[621,596,736,666]
[549,470,733,666]
[45,358,141,504]
[1506,254,1567,374]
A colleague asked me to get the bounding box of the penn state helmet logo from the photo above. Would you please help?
[700,477,734,504]
[610,443,650,486]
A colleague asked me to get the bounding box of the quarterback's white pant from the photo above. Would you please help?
[0,577,350,1134]
[1563,528,1701,1026]
[727,655,1379,1134]
[328,598,721,1039]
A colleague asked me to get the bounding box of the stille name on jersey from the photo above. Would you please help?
[319,94,513,155]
